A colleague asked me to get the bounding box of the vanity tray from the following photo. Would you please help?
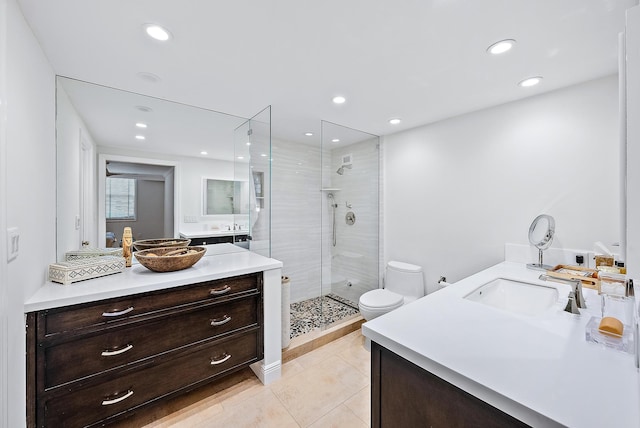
[49,256,125,285]
[65,247,123,261]
[547,265,599,290]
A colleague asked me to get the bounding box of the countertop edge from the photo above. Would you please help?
[24,250,283,312]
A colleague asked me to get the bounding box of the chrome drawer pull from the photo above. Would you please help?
[102,306,134,317]
[209,285,231,296]
[210,353,232,365]
[210,315,231,326]
[101,390,134,406]
[101,344,133,357]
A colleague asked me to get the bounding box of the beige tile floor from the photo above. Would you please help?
[142,330,371,428]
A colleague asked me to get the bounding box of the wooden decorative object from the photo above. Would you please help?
[134,246,206,272]
[132,238,191,251]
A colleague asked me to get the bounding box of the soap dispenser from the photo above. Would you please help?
[122,227,133,267]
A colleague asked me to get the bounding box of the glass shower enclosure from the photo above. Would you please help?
[319,120,380,326]
[233,106,271,257]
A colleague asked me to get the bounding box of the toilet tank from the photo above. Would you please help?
[385,261,425,299]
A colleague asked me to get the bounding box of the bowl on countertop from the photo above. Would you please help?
[134,246,206,272]
[132,238,191,252]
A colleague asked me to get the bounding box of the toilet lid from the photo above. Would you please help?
[360,289,403,309]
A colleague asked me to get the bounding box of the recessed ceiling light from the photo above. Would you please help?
[487,39,516,55]
[260,153,267,157]
[332,138,340,143]
[144,24,172,41]
[246,142,251,146]
[389,118,401,125]
[332,96,346,104]
[136,72,161,83]
[518,76,543,87]
[135,122,147,128]
[237,156,244,160]
[304,132,313,136]
[200,151,208,155]
[135,135,146,140]
[135,105,153,113]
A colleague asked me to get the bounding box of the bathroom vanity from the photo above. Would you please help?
[363,262,640,427]
[24,245,282,428]
[179,230,249,246]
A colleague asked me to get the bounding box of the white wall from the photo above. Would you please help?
[5,0,56,426]
[0,0,8,426]
[56,85,98,260]
[626,6,640,280]
[384,75,620,293]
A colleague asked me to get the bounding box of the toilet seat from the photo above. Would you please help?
[359,289,404,311]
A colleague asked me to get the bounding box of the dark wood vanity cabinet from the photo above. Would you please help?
[26,273,263,428]
[371,342,531,428]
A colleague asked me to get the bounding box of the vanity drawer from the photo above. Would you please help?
[43,296,258,389]
[40,273,259,337]
[41,330,259,428]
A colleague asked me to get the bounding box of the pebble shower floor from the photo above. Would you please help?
[289,294,359,339]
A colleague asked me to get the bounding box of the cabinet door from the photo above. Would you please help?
[43,296,258,389]
[40,274,259,337]
[372,343,530,428]
[41,331,260,428]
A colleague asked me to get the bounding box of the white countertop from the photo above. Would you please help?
[25,244,282,312]
[179,230,248,239]
[362,262,640,428]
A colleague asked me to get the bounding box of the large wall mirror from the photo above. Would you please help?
[55,76,271,261]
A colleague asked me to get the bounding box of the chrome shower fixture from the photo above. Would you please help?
[336,164,352,175]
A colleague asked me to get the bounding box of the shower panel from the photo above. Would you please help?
[328,193,338,247]
[321,120,379,321]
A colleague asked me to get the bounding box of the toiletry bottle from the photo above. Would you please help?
[122,227,133,267]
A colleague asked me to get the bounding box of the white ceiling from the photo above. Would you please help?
[18,0,637,155]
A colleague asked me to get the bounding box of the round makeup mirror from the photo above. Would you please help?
[527,214,555,270]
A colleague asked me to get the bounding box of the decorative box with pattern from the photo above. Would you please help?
[64,247,123,261]
[48,256,125,285]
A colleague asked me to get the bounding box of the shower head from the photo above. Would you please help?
[336,164,352,175]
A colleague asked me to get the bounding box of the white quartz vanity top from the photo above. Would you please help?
[362,262,640,428]
[25,244,282,312]
[179,230,248,238]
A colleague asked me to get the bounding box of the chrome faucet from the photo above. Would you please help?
[539,274,586,313]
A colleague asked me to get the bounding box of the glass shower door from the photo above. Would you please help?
[233,106,271,257]
[320,120,380,326]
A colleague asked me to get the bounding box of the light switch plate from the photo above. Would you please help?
[7,227,19,262]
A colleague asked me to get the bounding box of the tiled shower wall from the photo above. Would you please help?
[271,139,323,303]
[271,136,379,305]
[326,138,380,304]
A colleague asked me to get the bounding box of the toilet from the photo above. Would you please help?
[359,261,425,321]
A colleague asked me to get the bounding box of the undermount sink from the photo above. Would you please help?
[464,278,559,316]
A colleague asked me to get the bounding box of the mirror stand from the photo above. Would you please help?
[526,214,556,271]
[527,248,553,271]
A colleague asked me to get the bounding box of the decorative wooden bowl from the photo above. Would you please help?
[133,238,191,252]
[134,246,206,272]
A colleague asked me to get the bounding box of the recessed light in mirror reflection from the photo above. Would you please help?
[135,123,147,128]
[144,24,172,41]
[487,39,516,55]
[518,76,543,87]
[135,135,146,140]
